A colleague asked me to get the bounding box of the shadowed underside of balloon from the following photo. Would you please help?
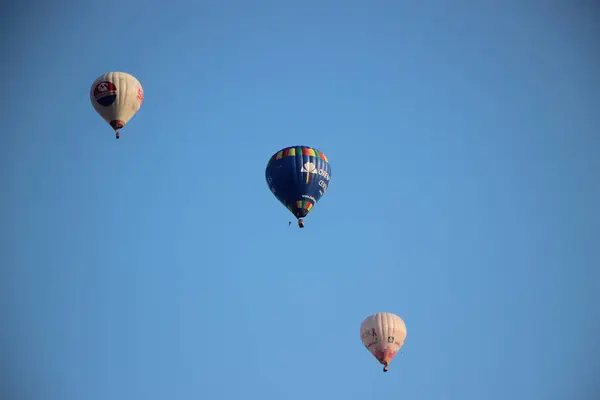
[285,199,313,228]
[109,120,126,139]
[265,146,331,228]
[374,348,399,372]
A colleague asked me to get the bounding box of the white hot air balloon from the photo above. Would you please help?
[360,312,407,372]
[90,72,144,139]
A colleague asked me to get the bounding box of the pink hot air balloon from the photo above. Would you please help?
[360,312,407,372]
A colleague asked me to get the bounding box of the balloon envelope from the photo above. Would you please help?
[90,72,144,132]
[360,312,407,370]
[265,146,331,221]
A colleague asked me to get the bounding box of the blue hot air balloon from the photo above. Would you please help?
[265,146,332,228]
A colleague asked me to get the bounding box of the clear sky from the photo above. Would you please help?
[2,1,599,399]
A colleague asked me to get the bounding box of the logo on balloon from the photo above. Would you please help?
[300,162,318,174]
[137,87,144,104]
[93,81,117,107]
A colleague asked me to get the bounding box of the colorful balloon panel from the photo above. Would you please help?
[265,146,332,220]
[90,72,144,132]
[360,312,407,371]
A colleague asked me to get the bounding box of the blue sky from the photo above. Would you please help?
[2,1,599,399]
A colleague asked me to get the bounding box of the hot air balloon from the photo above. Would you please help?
[90,72,144,139]
[360,312,407,372]
[265,146,332,228]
